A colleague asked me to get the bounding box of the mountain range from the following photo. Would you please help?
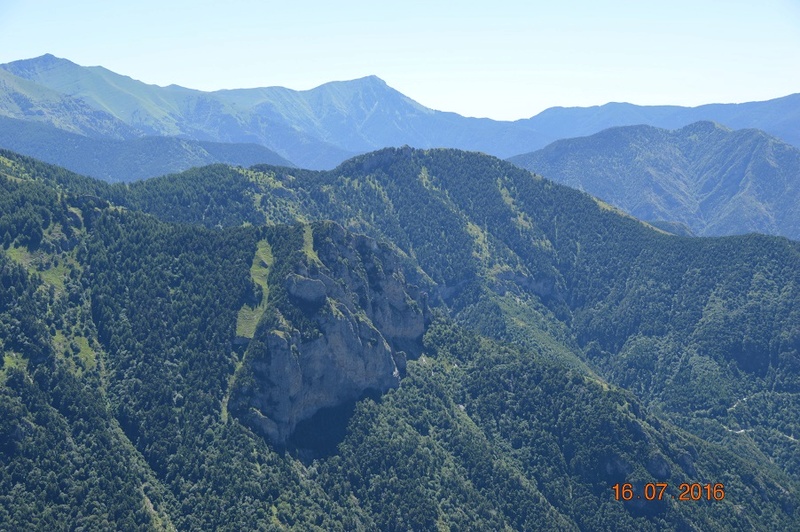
[0,115,293,182]
[509,121,800,240]
[2,54,800,177]
[2,146,800,529]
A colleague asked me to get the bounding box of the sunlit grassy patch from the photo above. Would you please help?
[235,239,273,339]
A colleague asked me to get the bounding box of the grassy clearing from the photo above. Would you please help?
[0,155,27,181]
[6,242,74,294]
[498,182,534,230]
[53,330,96,375]
[417,167,435,190]
[221,355,246,424]
[302,224,322,265]
[4,245,29,266]
[1,352,29,384]
[465,221,490,262]
[39,262,68,293]
[5,245,66,292]
[235,239,273,339]
[74,335,95,370]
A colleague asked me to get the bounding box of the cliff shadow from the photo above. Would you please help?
[286,389,383,460]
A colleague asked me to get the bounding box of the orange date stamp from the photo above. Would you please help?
[612,482,725,501]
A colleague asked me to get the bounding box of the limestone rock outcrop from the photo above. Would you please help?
[231,222,428,445]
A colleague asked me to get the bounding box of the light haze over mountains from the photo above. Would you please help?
[510,122,800,240]
[1,54,799,240]
[2,54,800,174]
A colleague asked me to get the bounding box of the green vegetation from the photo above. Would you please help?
[2,147,799,529]
[236,239,273,339]
[509,121,800,239]
[302,223,322,265]
[0,116,294,182]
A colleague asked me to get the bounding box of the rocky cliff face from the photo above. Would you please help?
[231,222,428,445]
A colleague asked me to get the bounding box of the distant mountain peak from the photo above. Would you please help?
[679,120,730,133]
[356,74,386,84]
[27,53,61,63]
[4,53,77,70]
[312,74,390,92]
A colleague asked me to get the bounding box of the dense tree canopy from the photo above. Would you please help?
[1,148,799,529]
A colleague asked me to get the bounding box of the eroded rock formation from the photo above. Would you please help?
[231,222,428,445]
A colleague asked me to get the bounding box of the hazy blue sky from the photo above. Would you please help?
[1,0,798,120]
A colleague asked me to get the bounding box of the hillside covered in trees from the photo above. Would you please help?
[509,121,800,240]
[1,147,799,530]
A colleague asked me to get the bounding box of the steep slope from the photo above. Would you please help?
[2,149,800,529]
[0,67,137,139]
[509,121,800,239]
[0,166,177,529]
[1,53,223,136]
[0,115,294,181]
[0,54,353,169]
[111,148,800,482]
[229,222,429,445]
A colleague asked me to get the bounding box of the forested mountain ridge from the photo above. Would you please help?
[2,54,800,173]
[0,115,294,182]
[104,147,800,483]
[1,148,800,529]
[509,121,800,239]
